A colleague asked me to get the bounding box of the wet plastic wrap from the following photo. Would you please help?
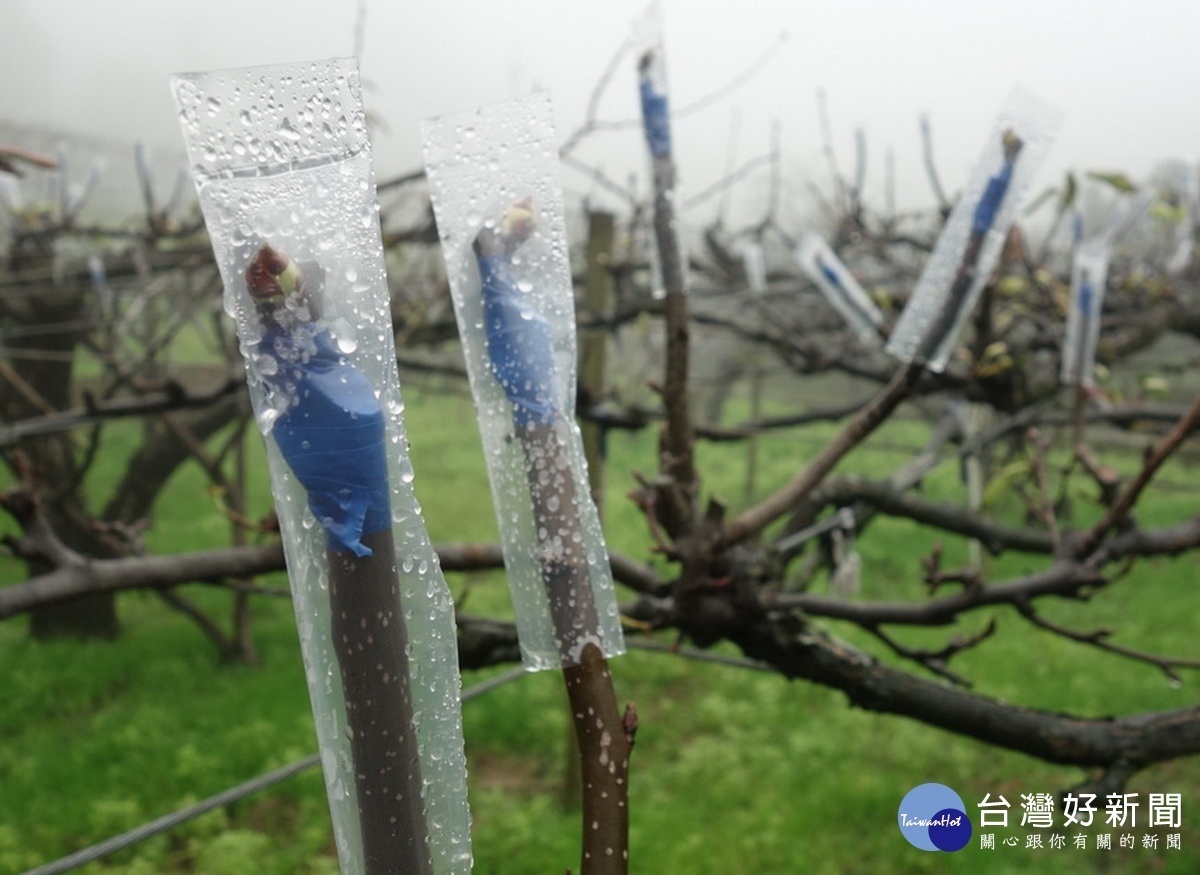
[737,238,767,294]
[421,93,625,671]
[796,232,885,344]
[632,1,671,158]
[1060,239,1109,387]
[887,88,1062,371]
[172,58,470,875]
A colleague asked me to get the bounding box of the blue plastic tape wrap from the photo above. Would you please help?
[261,326,391,556]
[971,160,1015,236]
[1078,275,1094,318]
[478,253,558,427]
[639,78,671,158]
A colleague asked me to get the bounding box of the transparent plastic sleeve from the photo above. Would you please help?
[1060,239,1109,387]
[795,232,885,343]
[632,1,671,158]
[421,93,625,671]
[172,58,470,875]
[737,238,767,294]
[887,88,1063,371]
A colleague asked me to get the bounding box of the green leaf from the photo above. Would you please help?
[1150,201,1186,223]
[982,459,1031,510]
[1087,170,1138,194]
[1060,171,1077,209]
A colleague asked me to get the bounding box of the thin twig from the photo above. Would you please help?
[559,31,788,152]
[1075,392,1200,556]
[1016,603,1200,683]
[919,113,950,212]
[720,362,921,548]
[863,619,997,686]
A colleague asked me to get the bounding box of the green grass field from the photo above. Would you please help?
[2,385,1198,874]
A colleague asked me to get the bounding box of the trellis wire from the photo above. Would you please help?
[18,666,527,875]
[18,639,785,875]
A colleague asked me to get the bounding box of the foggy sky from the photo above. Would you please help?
[3,0,1198,223]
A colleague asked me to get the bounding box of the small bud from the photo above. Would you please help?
[500,196,537,244]
[246,244,301,299]
[1001,129,1024,163]
[473,197,538,258]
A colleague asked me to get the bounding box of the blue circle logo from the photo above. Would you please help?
[898,783,972,852]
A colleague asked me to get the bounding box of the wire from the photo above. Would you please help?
[19,666,528,875]
[627,638,776,672]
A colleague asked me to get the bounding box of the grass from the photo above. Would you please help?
[2,385,1199,874]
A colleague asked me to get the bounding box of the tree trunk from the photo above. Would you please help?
[2,273,122,640]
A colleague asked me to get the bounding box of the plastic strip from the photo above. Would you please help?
[796,232,885,344]
[737,238,767,294]
[173,58,470,875]
[421,93,625,670]
[632,1,671,158]
[887,88,1063,371]
[1060,239,1109,387]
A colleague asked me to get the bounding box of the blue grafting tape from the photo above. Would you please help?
[262,327,392,556]
[639,78,672,158]
[478,254,558,427]
[971,160,1015,237]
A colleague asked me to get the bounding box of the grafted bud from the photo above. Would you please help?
[474,197,538,258]
[246,243,301,300]
[500,196,537,247]
[1001,128,1024,163]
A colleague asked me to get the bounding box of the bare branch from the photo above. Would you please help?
[806,476,1056,555]
[738,619,1200,771]
[1076,391,1200,556]
[919,113,950,211]
[862,619,997,686]
[720,363,921,548]
[770,561,1103,626]
[1,356,241,447]
[559,31,788,153]
[1016,603,1200,683]
[0,543,287,620]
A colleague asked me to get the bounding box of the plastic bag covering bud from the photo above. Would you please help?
[737,239,767,294]
[632,1,671,157]
[1060,239,1109,387]
[421,93,625,670]
[796,232,885,344]
[171,58,470,875]
[887,88,1062,371]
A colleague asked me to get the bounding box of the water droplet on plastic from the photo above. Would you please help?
[331,318,358,353]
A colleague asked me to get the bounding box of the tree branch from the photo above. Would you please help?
[809,476,1055,555]
[735,616,1200,771]
[770,561,1103,626]
[1075,391,1200,556]
[720,363,921,547]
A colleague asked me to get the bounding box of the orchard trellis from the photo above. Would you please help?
[4,6,1200,874]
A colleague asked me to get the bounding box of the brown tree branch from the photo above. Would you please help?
[720,362,922,548]
[0,538,666,620]
[733,616,1200,772]
[769,561,1104,626]
[1015,602,1200,683]
[1075,391,1200,556]
[862,619,997,686]
[0,543,287,620]
[806,476,1056,555]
